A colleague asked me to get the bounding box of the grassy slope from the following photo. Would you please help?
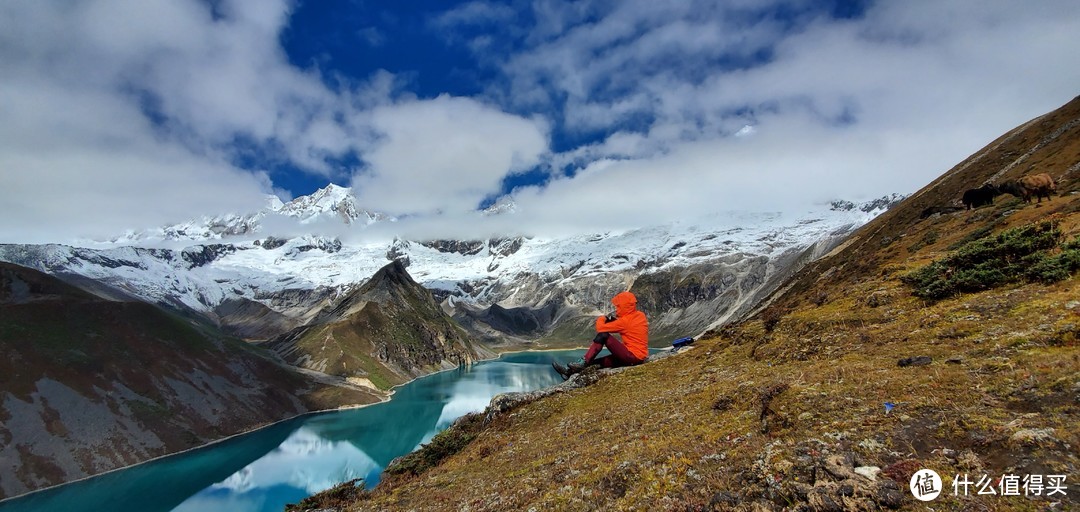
[0,263,384,497]
[330,98,1080,511]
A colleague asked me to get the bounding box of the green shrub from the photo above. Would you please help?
[902,222,1079,300]
[285,479,367,511]
[384,413,485,476]
[947,223,996,251]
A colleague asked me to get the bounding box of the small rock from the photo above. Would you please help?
[946,357,963,364]
[854,466,881,481]
[857,439,884,452]
[1009,428,1058,447]
[799,412,814,421]
[822,454,859,480]
[875,481,904,509]
[897,356,932,367]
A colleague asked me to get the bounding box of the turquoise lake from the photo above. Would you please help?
[0,349,584,512]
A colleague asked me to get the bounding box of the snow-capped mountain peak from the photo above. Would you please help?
[265,194,285,211]
[1,179,905,345]
[110,185,390,244]
[277,184,385,225]
[482,197,518,216]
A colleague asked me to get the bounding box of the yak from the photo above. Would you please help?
[999,173,1056,203]
[961,184,999,209]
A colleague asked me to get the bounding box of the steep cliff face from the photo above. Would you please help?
[265,261,492,390]
[0,263,384,500]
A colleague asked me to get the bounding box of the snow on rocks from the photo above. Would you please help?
[0,185,900,327]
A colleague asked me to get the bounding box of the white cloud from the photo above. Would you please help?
[2,0,1080,244]
[0,0,393,244]
[432,1,517,28]
[475,0,1080,232]
[350,95,548,216]
[0,1,551,244]
[357,27,385,47]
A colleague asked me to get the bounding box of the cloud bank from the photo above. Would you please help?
[2,0,1079,243]
[353,95,548,215]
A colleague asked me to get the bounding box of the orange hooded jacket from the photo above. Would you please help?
[595,291,649,359]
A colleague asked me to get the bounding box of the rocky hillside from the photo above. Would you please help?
[0,263,384,500]
[307,97,1080,511]
[265,261,495,390]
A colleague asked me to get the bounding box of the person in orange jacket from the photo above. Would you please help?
[552,291,649,379]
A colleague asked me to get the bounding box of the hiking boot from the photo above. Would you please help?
[565,361,587,374]
[552,361,589,380]
[552,362,572,380]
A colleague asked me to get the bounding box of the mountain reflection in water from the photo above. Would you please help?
[0,350,581,512]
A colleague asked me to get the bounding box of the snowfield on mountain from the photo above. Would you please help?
[0,190,901,344]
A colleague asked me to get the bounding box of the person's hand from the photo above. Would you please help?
[604,312,617,322]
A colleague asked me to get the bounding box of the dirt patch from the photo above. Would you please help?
[758,383,790,434]
[39,401,69,437]
[14,445,64,495]
[598,461,638,499]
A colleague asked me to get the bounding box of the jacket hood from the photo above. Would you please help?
[612,291,638,317]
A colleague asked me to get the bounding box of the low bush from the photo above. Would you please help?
[384,413,485,477]
[902,221,1080,300]
[286,479,367,511]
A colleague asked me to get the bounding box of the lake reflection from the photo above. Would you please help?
[175,351,572,511]
[0,350,580,512]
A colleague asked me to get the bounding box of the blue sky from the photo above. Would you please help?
[273,0,873,200]
[2,0,1080,243]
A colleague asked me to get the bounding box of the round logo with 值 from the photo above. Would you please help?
[909,469,942,501]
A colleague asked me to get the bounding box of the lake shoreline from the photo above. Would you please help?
[0,347,585,505]
[381,342,589,393]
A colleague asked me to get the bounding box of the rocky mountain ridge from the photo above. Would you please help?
[111,184,385,243]
[266,260,493,390]
[0,195,902,349]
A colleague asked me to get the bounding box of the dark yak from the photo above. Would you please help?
[961,184,999,209]
[999,172,1057,203]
